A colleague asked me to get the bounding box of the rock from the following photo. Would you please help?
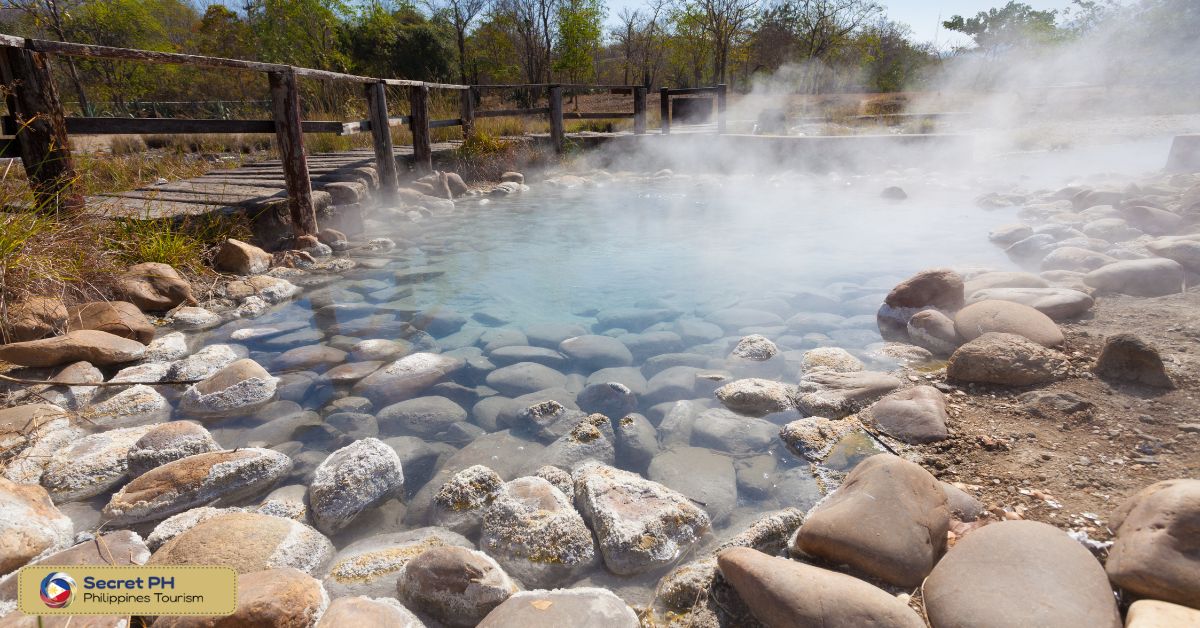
[800,346,864,373]
[149,511,333,575]
[377,396,468,439]
[166,343,241,381]
[967,287,1094,321]
[488,345,566,368]
[1095,333,1174,389]
[480,477,596,587]
[947,332,1069,386]
[779,417,859,462]
[1106,479,1200,609]
[66,301,154,344]
[885,268,965,310]
[881,185,907,200]
[643,365,702,405]
[274,344,346,372]
[0,329,145,367]
[613,413,658,471]
[673,318,724,345]
[179,358,278,418]
[321,527,473,599]
[168,306,222,330]
[412,307,467,338]
[576,382,637,419]
[730,334,778,361]
[31,360,103,410]
[1121,205,1183,235]
[647,447,737,523]
[794,453,949,587]
[126,421,221,477]
[102,448,292,525]
[1146,238,1200,272]
[396,546,518,627]
[216,238,274,275]
[321,360,382,384]
[4,296,66,342]
[558,335,634,370]
[223,274,300,304]
[500,171,524,184]
[963,270,1050,294]
[144,331,188,362]
[316,596,425,627]
[596,307,679,333]
[431,465,505,536]
[714,378,795,417]
[1125,600,1200,627]
[486,362,567,397]
[862,386,948,444]
[924,520,1122,628]
[954,299,1064,347]
[153,567,328,628]
[524,322,588,349]
[940,482,984,522]
[114,262,196,312]
[540,413,616,470]
[795,370,902,418]
[691,408,778,455]
[479,588,638,628]
[1083,217,1142,242]
[907,309,959,355]
[349,338,412,363]
[353,353,463,407]
[87,384,171,429]
[717,547,924,628]
[40,424,155,503]
[1084,258,1184,297]
[573,461,710,575]
[706,308,784,330]
[0,477,73,574]
[1041,246,1117,272]
[308,438,404,535]
[988,223,1034,246]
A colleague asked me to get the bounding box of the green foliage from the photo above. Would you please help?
[343,2,456,81]
[943,1,1063,51]
[457,130,508,158]
[108,219,204,271]
[554,0,606,83]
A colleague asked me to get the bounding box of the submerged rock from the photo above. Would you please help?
[714,378,795,417]
[178,358,278,418]
[573,461,710,575]
[479,588,639,628]
[308,438,404,535]
[730,334,778,361]
[353,352,463,407]
[321,527,473,599]
[480,476,596,587]
[431,464,505,537]
[85,384,171,429]
[396,546,518,627]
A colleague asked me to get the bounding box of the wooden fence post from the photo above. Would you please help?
[0,46,82,213]
[408,84,432,174]
[716,83,727,134]
[365,81,398,203]
[548,85,565,153]
[659,87,670,135]
[633,87,646,135]
[460,87,476,139]
[268,68,318,239]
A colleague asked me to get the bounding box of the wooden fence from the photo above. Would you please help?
[0,34,727,240]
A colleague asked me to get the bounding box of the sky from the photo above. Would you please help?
[601,0,1080,50]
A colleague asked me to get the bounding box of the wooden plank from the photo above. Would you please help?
[4,116,362,136]
[562,112,633,120]
[151,181,289,197]
[460,88,475,137]
[548,86,564,154]
[366,81,398,203]
[99,189,277,207]
[268,69,318,238]
[26,38,287,73]
[408,84,432,174]
[430,118,462,129]
[666,87,717,96]
[0,47,82,212]
[86,196,239,219]
[475,108,549,118]
[633,87,646,134]
[0,34,26,48]
[660,87,670,135]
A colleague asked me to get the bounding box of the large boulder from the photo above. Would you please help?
[66,301,155,344]
[396,546,518,627]
[924,520,1121,628]
[1146,237,1200,272]
[0,477,73,575]
[885,268,965,310]
[966,287,1094,321]
[478,588,639,628]
[178,358,278,418]
[316,596,425,627]
[321,527,473,599]
[308,438,404,535]
[717,547,924,628]
[149,511,333,575]
[126,421,222,477]
[3,296,66,342]
[573,461,710,575]
[1084,258,1184,297]
[353,353,463,407]
[714,378,795,417]
[1105,479,1200,609]
[0,329,145,367]
[1094,334,1175,389]
[795,370,902,418]
[794,453,949,587]
[480,477,596,587]
[103,448,292,525]
[215,238,273,275]
[40,424,156,503]
[947,332,1069,386]
[953,299,1064,347]
[431,465,505,537]
[152,567,328,628]
[114,262,196,312]
[861,386,949,444]
[1125,600,1200,627]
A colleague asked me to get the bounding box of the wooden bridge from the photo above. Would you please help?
[0,34,727,242]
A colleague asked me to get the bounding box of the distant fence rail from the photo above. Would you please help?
[0,33,726,240]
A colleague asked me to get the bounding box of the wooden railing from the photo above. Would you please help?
[660,85,727,135]
[0,34,726,240]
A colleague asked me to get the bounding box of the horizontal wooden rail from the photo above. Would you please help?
[665,87,719,96]
[1,115,350,135]
[563,112,635,119]
[475,108,550,118]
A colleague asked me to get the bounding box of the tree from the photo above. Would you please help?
[691,0,759,84]
[344,3,454,81]
[555,0,605,87]
[611,2,668,86]
[943,1,1062,52]
[6,0,92,114]
[425,0,489,84]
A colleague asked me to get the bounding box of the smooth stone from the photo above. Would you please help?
[1041,246,1117,272]
[273,344,347,372]
[673,318,725,345]
[885,268,965,310]
[316,596,425,627]
[178,358,278,418]
[647,447,737,523]
[1106,479,1200,609]
[924,520,1122,628]
[321,527,473,599]
[1125,600,1200,628]
[4,296,66,342]
[1084,258,1184,297]
[143,332,189,363]
[643,365,703,405]
[348,338,412,362]
[0,477,74,574]
[488,345,567,368]
[86,384,171,429]
[640,353,709,378]
[795,453,949,587]
[148,511,333,575]
[1146,237,1200,272]
[613,412,658,471]
[862,386,949,444]
[321,360,382,384]
[800,346,865,374]
[486,362,568,397]
[576,381,637,418]
[907,309,959,355]
[114,262,196,312]
[595,307,679,333]
[558,335,634,370]
[153,567,327,627]
[478,588,638,628]
[480,477,596,587]
[353,353,463,407]
[795,370,902,418]
[66,301,155,344]
[28,360,103,410]
[717,547,925,628]
[126,421,222,478]
[166,344,241,381]
[40,424,155,503]
[523,322,589,349]
[377,396,468,439]
[691,408,778,454]
[967,287,1094,321]
[947,332,1069,386]
[396,546,518,627]
[705,308,784,331]
[167,306,223,331]
[308,438,405,535]
[954,299,1064,347]
[0,530,149,609]
[963,270,1049,294]
[940,481,985,522]
[0,329,145,367]
[215,238,272,275]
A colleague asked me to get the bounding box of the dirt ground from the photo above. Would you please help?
[915,289,1200,545]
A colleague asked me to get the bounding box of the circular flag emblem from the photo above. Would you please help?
[39,572,75,609]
